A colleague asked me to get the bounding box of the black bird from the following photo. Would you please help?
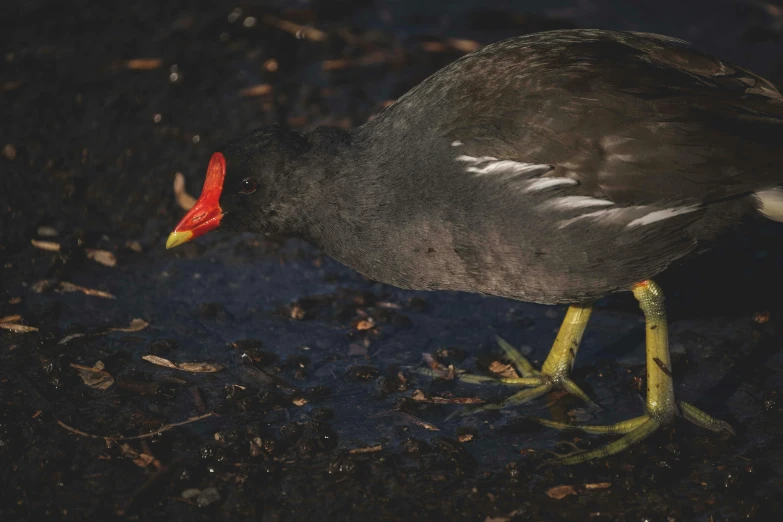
[167,29,783,464]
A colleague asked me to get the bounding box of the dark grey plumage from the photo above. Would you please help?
[218,29,783,304]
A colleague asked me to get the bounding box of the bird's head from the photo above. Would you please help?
[166,125,314,249]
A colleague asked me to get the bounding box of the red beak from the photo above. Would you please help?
[166,152,226,249]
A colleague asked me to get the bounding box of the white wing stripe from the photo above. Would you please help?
[626,206,699,227]
[523,177,578,193]
[545,196,614,210]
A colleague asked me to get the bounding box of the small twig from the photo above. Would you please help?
[57,412,216,441]
[261,14,327,41]
[395,411,440,431]
[348,444,382,454]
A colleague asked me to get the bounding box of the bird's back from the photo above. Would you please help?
[315,30,783,303]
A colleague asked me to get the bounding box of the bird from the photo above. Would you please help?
[166,29,783,464]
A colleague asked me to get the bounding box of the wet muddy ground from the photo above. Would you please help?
[4,1,783,520]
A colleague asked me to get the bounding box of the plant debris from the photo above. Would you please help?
[0,314,38,333]
[421,352,455,379]
[32,280,117,299]
[70,361,115,390]
[109,318,149,332]
[30,239,61,251]
[261,14,327,42]
[57,413,215,441]
[410,389,484,405]
[142,355,224,373]
[545,482,611,500]
[488,360,519,379]
[348,444,382,454]
[173,172,197,210]
[58,318,148,344]
[86,249,117,267]
[30,240,117,266]
[240,83,272,97]
[125,58,163,70]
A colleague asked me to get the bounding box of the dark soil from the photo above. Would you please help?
[3,1,783,520]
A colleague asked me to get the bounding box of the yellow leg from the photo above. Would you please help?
[418,304,598,414]
[541,280,733,466]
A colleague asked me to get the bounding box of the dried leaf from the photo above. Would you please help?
[2,143,16,160]
[488,360,519,379]
[355,318,374,331]
[173,172,197,210]
[0,322,38,333]
[322,52,392,71]
[410,389,484,405]
[132,453,156,468]
[546,482,611,499]
[142,355,224,373]
[289,305,305,320]
[397,412,440,431]
[176,362,224,373]
[70,362,114,390]
[142,355,177,369]
[31,239,61,251]
[546,485,577,500]
[58,281,116,299]
[348,445,382,454]
[126,58,163,70]
[32,279,55,293]
[422,353,455,379]
[37,226,58,237]
[458,433,474,443]
[0,314,38,332]
[754,311,770,324]
[322,59,349,71]
[86,249,117,267]
[261,14,327,42]
[421,41,448,52]
[108,318,148,333]
[58,333,86,344]
[58,319,146,344]
[240,84,272,97]
[292,397,308,407]
[448,38,481,53]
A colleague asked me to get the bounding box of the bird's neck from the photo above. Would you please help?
[291,126,395,258]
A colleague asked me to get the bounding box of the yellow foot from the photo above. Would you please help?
[416,333,599,418]
[533,400,733,466]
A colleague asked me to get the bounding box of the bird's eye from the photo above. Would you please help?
[239,178,257,194]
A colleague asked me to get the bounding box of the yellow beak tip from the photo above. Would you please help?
[166,230,193,249]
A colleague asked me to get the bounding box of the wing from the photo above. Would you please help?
[390,30,783,207]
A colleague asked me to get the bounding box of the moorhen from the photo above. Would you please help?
[166,29,783,464]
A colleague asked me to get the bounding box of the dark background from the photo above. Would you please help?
[3,1,783,520]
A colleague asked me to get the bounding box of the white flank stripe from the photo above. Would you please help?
[756,189,783,222]
[558,208,625,228]
[523,177,578,193]
[467,161,550,177]
[546,196,614,210]
[451,140,463,147]
[456,155,497,164]
[626,206,700,227]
